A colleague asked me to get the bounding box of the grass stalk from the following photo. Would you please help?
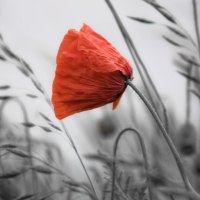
[60,122,99,200]
[192,0,200,55]
[186,67,192,123]
[111,128,152,200]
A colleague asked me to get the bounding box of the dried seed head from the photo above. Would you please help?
[98,115,117,138]
[177,123,197,156]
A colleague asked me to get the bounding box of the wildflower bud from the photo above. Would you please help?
[177,123,197,156]
[98,115,117,138]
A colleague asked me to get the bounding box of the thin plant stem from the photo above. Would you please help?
[192,0,200,56]
[192,0,200,100]
[0,107,5,174]
[127,80,200,200]
[186,67,192,123]
[60,122,99,200]
[104,0,169,131]
[111,128,153,200]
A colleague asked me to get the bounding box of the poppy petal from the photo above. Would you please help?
[78,24,132,77]
[52,24,133,119]
[112,95,123,110]
[52,70,125,119]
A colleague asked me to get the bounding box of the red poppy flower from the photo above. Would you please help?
[52,24,133,119]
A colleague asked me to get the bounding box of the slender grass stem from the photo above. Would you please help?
[186,67,192,123]
[38,89,99,200]
[127,80,200,200]
[111,128,152,200]
[105,0,168,131]
[60,122,99,200]
[192,0,200,56]
[192,0,200,98]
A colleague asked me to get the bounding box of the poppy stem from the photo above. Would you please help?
[111,128,153,200]
[127,80,200,200]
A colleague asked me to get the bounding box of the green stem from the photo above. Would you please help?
[127,80,200,199]
[111,128,153,200]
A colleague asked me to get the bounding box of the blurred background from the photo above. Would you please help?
[0,0,200,199]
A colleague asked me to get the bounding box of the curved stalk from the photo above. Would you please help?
[192,0,200,55]
[127,80,200,199]
[111,128,152,200]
